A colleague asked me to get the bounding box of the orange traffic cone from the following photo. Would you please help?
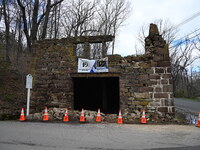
[196,112,200,128]
[43,107,49,121]
[80,108,85,122]
[19,108,25,121]
[96,108,101,122]
[141,110,147,124]
[117,110,123,124]
[63,108,69,122]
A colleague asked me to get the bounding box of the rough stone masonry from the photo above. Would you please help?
[29,24,174,122]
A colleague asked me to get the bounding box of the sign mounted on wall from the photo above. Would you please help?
[78,57,108,73]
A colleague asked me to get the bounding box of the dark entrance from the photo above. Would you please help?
[73,77,119,114]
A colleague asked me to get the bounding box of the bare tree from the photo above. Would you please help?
[46,1,62,39]
[16,0,64,51]
[60,0,131,57]
[60,0,96,37]
[1,0,131,56]
[95,0,131,55]
[170,38,199,97]
[1,0,19,60]
[0,4,3,21]
[2,0,11,61]
[194,31,200,52]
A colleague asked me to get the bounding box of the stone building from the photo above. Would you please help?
[30,24,174,120]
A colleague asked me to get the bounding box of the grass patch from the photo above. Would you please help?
[176,97,200,102]
[187,97,200,102]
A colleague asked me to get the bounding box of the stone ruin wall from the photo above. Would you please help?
[30,24,174,121]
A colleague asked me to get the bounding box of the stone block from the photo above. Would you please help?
[154,93,168,98]
[153,55,164,61]
[134,92,150,99]
[121,88,128,93]
[157,107,168,113]
[164,54,170,61]
[138,87,153,92]
[155,48,165,55]
[139,75,149,80]
[163,99,174,106]
[139,62,151,68]
[151,61,158,67]
[150,75,160,79]
[131,101,140,106]
[146,68,154,74]
[169,107,175,113]
[157,61,170,67]
[161,79,168,84]
[163,85,173,92]
[167,67,172,73]
[150,80,158,85]
[162,74,171,79]
[155,68,164,73]
[149,101,161,107]
[169,79,173,84]
[155,87,162,92]
[149,93,153,99]
[139,101,150,106]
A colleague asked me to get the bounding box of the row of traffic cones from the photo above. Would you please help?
[19,107,147,124]
[19,108,200,126]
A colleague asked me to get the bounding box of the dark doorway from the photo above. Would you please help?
[73,77,119,114]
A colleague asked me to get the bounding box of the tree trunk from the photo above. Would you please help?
[2,0,10,61]
[17,0,32,52]
[31,0,39,43]
[41,0,51,40]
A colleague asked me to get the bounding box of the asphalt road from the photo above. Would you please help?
[174,98,200,115]
[0,121,200,150]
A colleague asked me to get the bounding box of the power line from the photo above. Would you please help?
[174,10,200,28]
[176,27,200,41]
[170,10,200,48]
[170,32,200,48]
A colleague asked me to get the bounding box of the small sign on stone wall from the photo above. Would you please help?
[78,57,108,73]
[26,74,33,89]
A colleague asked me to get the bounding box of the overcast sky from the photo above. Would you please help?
[113,0,200,57]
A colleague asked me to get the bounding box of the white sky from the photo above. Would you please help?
[113,0,200,57]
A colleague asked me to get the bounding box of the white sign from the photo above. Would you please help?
[26,74,33,89]
[78,58,96,73]
[78,57,108,73]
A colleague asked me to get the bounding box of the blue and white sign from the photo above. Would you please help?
[78,57,108,73]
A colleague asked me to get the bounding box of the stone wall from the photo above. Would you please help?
[30,24,174,119]
[30,40,76,112]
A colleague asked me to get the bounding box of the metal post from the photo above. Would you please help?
[26,88,30,116]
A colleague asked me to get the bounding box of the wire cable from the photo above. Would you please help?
[170,32,200,48]
[174,10,200,28]
[176,28,200,41]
